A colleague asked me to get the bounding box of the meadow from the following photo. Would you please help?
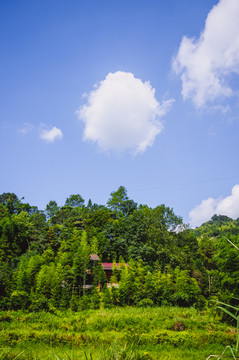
[0,306,235,359]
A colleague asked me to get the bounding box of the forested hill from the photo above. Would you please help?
[193,214,239,238]
[0,189,238,312]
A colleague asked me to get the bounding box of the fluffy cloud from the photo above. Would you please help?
[173,0,239,107]
[77,71,173,154]
[40,126,63,143]
[189,184,239,227]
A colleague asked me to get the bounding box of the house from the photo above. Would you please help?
[89,254,128,287]
[101,263,121,284]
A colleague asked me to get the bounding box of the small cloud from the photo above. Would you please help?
[40,126,63,143]
[76,71,173,155]
[173,0,239,107]
[18,123,34,134]
[189,184,239,227]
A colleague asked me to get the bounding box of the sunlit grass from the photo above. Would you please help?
[0,307,235,359]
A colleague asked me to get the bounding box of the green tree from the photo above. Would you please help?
[107,186,128,213]
[92,261,107,288]
[118,259,135,305]
[91,236,99,255]
[151,269,174,306]
[45,225,61,253]
[45,201,60,220]
[33,263,56,310]
[72,230,90,294]
[102,285,113,308]
[107,186,137,216]
[173,267,201,307]
[132,260,147,304]
[65,194,84,208]
[0,193,21,214]
[111,260,119,284]
[25,211,47,253]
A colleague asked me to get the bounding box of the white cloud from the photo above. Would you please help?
[189,198,220,228]
[189,184,239,227]
[76,71,173,154]
[40,126,63,143]
[173,0,239,107]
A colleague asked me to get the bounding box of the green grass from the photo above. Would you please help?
[0,307,235,359]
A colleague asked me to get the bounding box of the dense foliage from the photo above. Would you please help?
[0,188,238,311]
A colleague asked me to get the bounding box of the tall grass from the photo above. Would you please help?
[0,307,234,359]
[206,236,239,360]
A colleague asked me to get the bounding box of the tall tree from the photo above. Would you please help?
[45,201,60,220]
[65,194,84,208]
[72,230,90,294]
[107,186,137,216]
[0,193,21,214]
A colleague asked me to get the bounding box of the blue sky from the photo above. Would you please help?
[1,0,239,227]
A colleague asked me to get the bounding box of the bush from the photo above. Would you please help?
[194,295,207,310]
[28,294,48,311]
[10,291,30,310]
[137,298,154,307]
[78,294,90,311]
[90,288,101,309]
[101,286,113,308]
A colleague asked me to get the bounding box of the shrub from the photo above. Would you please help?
[137,298,154,307]
[10,291,30,310]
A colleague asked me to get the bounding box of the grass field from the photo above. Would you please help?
[0,306,236,359]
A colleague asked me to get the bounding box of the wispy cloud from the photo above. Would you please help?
[173,0,239,107]
[76,71,173,155]
[189,184,239,227]
[18,122,34,134]
[39,126,63,143]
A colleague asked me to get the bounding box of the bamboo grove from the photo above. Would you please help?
[0,187,239,311]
